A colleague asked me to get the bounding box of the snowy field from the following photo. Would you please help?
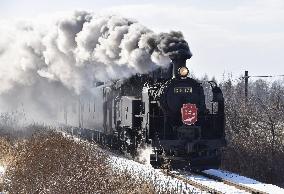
[204,169,284,194]
[0,165,4,193]
[72,134,284,193]
[108,154,204,194]
[0,166,4,177]
[108,154,248,193]
[107,152,284,194]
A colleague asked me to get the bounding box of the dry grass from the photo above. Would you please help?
[0,138,14,192]
[0,131,157,194]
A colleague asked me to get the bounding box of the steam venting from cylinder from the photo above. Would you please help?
[0,11,192,123]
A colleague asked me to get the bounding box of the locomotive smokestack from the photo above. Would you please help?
[158,31,192,78]
[170,51,192,78]
[171,56,187,78]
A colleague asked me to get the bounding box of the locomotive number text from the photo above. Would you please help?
[174,87,192,93]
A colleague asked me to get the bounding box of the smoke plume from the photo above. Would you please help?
[0,11,192,124]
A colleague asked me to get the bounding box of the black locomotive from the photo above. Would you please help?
[97,54,226,170]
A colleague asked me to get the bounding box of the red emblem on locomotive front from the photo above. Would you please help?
[181,103,198,125]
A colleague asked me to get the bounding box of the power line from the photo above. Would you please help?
[243,74,284,78]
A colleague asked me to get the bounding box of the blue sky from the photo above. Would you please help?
[1,0,284,80]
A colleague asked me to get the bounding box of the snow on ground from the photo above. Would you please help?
[108,153,253,193]
[108,154,205,193]
[64,134,284,193]
[63,133,203,193]
[0,165,4,193]
[0,165,5,182]
[183,173,249,194]
[204,169,284,194]
[0,166,4,177]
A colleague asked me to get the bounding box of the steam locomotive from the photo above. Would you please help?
[66,54,226,171]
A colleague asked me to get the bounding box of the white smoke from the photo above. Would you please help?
[136,145,154,166]
[0,11,191,124]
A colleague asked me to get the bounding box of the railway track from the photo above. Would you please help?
[165,170,267,194]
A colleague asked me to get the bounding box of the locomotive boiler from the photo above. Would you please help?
[101,54,226,170]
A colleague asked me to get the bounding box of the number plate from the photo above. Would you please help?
[174,87,192,93]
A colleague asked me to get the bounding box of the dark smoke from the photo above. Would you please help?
[0,11,192,123]
[158,31,192,60]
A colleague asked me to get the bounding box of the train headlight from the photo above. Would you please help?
[179,67,189,77]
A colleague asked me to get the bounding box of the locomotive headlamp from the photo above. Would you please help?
[179,67,189,77]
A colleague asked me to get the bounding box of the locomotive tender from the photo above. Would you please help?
[96,54,226,170]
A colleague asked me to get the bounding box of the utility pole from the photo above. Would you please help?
[244,71,248,103]
[243,71,284,102]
